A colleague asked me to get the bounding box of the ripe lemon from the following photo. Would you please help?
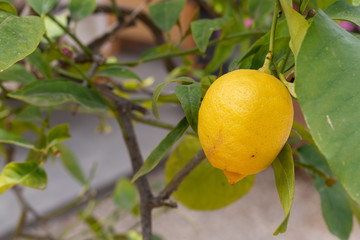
[198,69,294,184]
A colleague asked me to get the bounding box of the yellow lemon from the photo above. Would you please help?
[198,69,294,184]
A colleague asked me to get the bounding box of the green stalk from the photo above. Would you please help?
[47,14,93,58]
[259,0,280,74]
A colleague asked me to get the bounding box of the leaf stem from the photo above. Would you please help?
[294,161,336,187]
[259,0,281,73]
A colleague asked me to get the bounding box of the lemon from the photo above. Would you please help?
[198,69,294,184]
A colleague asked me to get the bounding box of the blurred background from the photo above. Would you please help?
[1,0,360,239]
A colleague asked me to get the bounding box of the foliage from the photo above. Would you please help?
[0,0,360,239]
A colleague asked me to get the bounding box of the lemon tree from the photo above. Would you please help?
[0,0,360,240]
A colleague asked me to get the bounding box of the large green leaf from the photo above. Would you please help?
[26,0,58,15]
[69,0,96,22]
[279,0,309,57]
[113,179,138,210]
[0,10,45,72]
[295,10,360,204]
[191,18,230,53]
[175,83,201,133]
[325,0,360,26]
[165,136,254,210]
[57,144,86,185]
[8,79,107,110]
[0,128,35,149]
[298,144,353,240]
[272,144,295,235]
[0,64,36,84]
[131,117,189,183]
[0,162,47,194]
[148,0,186,32]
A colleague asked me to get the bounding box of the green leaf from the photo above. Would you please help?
[0,10,45,72]
[300,0,311,13]
[152,77,194,119]
[26,48,53,79]
[204,41,237,74]
[190,18,230,53]
[57,144,86,185]
[325,0,360,26]
[272,143,295,235]
[279,0,309,57]
[292,122,315,144]
[78,212,107,239]
[13,105,43,122]
[8,79,107,110]
[131,117,189,183]
[0,64,36,84]
[44,14,67,40]
[148,0,186,32]
[175,83,201,133]
[97,66,141,82]
[314,177,353,240]
[298,144,353,240]
[25,0,57,15]
[69,0,96,22]
[165,135,254,210]
[0,128,35,149]
[0,162,47,194]
[113,179,137,210]
[349,198,360,225]
[295,10,360,204]
[47,124,70,149]
[0,1,17,15]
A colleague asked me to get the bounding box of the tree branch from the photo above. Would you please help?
[154,149,206,204]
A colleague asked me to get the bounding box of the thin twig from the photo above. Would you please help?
[155,149,206,202]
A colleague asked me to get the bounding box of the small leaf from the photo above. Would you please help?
[175,83,201,133]
[300,0,310,13]
[272,143,294,235]
[57,144,86,185]
[349,198,360,225]
[78,212,107,239]
[131,117,189,183]
[113,179,138,210]
[152,77,194,119]
[0,10,45,72]
[0,162,47,194]
[0,64,36,84]
[0,128,35,149]
[165,136,254,210]
[292,122,315,144]
[26,48,53,79]
[325,0,360,26]
[25,0,58,15]
[47,124,71,149]
[44,14,67,40]
[8,79,107,110]
[191,18,230,52]
[69,0,97,22]
[149,0,186,32]
[97,66,141,82]
[0,1,17,15]
[279,0,309,57]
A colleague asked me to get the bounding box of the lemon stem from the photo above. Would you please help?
[259,0,281,74]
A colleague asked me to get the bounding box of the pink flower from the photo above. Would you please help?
[244,18,253,28]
